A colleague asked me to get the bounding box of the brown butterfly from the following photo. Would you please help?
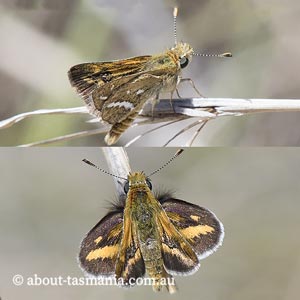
[79,151,224,293]
[68,8,231,145]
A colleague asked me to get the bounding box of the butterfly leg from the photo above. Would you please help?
[150,93,160,120]
[179,78,205,97]
[105,111,139,145]
[175,88,183,98]
[169,90,178,113]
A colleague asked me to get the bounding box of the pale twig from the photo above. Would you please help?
[102,147,130,197]
[141,98,300,116]
[0,107,87,129]
[2,98,300,146]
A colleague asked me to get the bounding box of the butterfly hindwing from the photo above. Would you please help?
[79,210,123,276]
[161,198,224,260]
[100,73,163,124]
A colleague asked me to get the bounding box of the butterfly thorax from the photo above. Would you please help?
[126,172,167,290]
[157,42,194,92]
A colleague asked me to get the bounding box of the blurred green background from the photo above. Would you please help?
[0,0,300,146]
[1,147,300,299]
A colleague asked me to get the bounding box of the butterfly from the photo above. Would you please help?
[68,8,231,145]
[79,155,224,293]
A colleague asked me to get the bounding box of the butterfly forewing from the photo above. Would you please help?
[147,194,200,274]
[157,212,201,275]
[115,212,146,286]
[120,246,145,286]
[115,240,146,287]
[68,56,152,102]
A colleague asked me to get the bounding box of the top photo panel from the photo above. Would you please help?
[1,0,300,146]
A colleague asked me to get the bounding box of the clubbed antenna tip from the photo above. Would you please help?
[147,148,184,178]
[173,6,178,18]
[221,52,232,57]
[82,159,127,181]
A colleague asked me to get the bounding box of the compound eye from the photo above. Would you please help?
[124,181,130,194]
[146,178,152,190]
[180,56,189,68]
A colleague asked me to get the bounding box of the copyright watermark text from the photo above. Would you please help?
[12,274,175,287]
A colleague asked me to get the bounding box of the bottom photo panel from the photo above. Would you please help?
[1,147,300,300]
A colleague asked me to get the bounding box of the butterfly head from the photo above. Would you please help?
[124,172,152,194]
[171,42,194,69]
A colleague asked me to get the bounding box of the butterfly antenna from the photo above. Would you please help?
[148,148,184,178]
[193,52,232,58]
[82,159,127,181]
[173,6,178,45]
[172,7,231,58]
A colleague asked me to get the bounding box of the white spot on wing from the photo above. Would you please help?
[100,96,108,100]
[126,90,130,94]
[106,101,134,110]
[136,89,144,95]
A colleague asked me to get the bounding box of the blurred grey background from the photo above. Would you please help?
[0,0,300,146]
[1,147,300,299]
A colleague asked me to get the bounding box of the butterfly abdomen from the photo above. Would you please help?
[130,189,176,292]
[104,111,139,145]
